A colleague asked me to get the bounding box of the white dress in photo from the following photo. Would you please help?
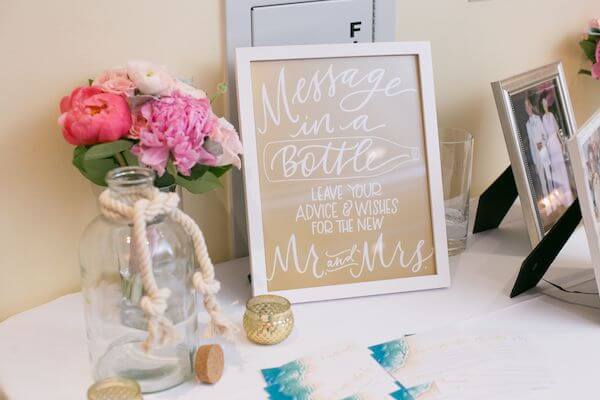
[526,114,554,204]
[542,112,573,205]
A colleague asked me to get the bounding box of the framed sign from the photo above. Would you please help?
[492,62,578,247]
[567,110,600,295]
[235,42,450,303]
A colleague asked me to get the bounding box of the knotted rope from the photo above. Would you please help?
[99,187,237,352]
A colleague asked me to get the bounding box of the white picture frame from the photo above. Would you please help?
[235,42,450,303]
[567,110,600,295]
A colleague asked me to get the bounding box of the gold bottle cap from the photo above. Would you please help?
[87,377,142,400]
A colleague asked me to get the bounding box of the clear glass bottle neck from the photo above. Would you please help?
[106,167,156,198]
[104,167,168,225]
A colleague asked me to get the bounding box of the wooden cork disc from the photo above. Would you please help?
[194,344,224,384]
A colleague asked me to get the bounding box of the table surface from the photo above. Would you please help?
[2,205,600,399]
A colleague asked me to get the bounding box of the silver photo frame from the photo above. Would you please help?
[492,62,578,246]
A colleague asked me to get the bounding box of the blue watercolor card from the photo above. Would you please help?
[261,343,400,399]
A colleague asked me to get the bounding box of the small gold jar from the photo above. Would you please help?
[243,295,294,345]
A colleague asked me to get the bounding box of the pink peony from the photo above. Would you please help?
[590,19,600,30]
[208,117,243,168]
[593,41,600,80]
[132,91,215,176]
[58,86,132,145]
[93,67,136,97]
[128,107,148,139]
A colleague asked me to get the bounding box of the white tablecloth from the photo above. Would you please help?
[1,207,600,399]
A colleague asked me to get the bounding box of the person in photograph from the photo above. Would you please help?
[525,97,555,213]
[541,96,573,206]
[587,138,600,220]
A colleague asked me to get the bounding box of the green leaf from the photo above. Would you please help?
[210,82,229,104]
[166,160,177,176]
[580,39,598,63]
[209,165,232,177]
[579,69,593,76]
[166,163,209,180]
[174,171,222,194]
[217,82,228,94]
[84,140,134,161]
[154,171,175,189]
[72,145,119,185]
[122,149,139,166]
[88,79,93,86]
[164,160,228,193]
[189,164,209,179]
[72,146,87,171]
[83,158,120,186]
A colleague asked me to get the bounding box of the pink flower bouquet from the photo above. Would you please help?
[58,61,243,193]
[579,19,600,79]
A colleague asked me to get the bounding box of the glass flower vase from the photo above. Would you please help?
[79,167,198,393]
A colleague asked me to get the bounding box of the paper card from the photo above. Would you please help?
[262,343,368,386]
[370,334,556,399]
[339,379,407,400]
[265,375,399,400]
[262,343,398,400]
[390,383,439,400]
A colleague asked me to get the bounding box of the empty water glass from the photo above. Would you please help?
[439,128,474,256]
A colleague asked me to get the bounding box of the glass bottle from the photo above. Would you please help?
[79,167,198,393]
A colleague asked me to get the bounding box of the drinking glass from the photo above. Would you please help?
[439,128,474,255]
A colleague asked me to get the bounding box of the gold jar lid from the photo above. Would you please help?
[87,377,142,400]
[243,294,294,345]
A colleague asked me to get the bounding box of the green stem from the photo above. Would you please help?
[114,152,127,167]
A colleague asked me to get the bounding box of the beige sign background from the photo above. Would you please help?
[250,55,437,291]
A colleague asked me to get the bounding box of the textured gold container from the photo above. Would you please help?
[243,295,294,345]
[87,377,142,400]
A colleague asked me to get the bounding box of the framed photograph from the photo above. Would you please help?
[235,42,450,303]
[492,62,578,246]
[567,110,600,294]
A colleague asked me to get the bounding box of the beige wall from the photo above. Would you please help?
[398,0,600,195]
[0,0,230,320]
[1,0,599,320]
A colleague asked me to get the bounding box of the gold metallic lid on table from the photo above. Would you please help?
[87,377,142,400]
[243,294,294,345]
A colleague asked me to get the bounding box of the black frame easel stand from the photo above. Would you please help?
[473,166,582,298]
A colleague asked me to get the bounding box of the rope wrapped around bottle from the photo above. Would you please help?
[98,187,237,352]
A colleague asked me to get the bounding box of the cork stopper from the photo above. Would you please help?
[194,344,224,384]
